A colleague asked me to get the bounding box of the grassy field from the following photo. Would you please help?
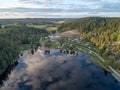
[27,24,57,31]
[26,20,66,31]
[55,20,65,24]
[27,24,47,29]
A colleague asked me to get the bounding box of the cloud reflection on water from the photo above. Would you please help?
[1,49,120,90]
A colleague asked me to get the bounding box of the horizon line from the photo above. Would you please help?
[0,16,120,19]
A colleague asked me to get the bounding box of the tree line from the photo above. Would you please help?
[58,17,120,69]
[0,24,49,74]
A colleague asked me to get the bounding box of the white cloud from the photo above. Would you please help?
[0,12,28,18]
[0,0,119,18]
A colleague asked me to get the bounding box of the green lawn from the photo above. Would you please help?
[27,24,57,31]
[27,24,47,29]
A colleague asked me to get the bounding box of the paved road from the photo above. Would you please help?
[81,46,120,80]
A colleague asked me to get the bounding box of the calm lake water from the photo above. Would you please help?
[1,48,120,90]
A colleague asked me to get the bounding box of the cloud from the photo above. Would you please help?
[1,49,118,90]
[0,7,64,13]
[0,0,120,18]
[100,3,120,12]
[0,12,27,18]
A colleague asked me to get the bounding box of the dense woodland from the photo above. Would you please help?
[58,17,120,67]
[0,23,49,74]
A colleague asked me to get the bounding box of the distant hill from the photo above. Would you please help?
[0,18,73,24]
[58,17,120,32]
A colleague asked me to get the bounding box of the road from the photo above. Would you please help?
[80,45,120,81]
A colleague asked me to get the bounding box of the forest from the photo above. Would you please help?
[58,17,120,69]
[0,21,50,74]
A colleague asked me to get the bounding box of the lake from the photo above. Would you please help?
[1,48,120,90]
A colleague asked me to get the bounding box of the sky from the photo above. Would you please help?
[0,0,120,18]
